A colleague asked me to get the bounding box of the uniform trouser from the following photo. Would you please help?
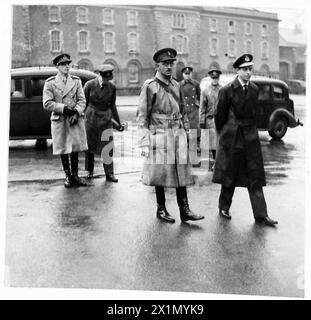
[85,134,114,175]
[155,186,187,207]
[219,185,268,219]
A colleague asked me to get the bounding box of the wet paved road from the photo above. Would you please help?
[5,95,306,297]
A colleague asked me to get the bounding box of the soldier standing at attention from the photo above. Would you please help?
[137,48,204,223]
[83,64,124,182]
[179,66,201,156]
[43,53,88,188]
[213,54,278,226]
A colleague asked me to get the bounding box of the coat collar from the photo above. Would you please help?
[155,71,174,86]
[55,72,75,97]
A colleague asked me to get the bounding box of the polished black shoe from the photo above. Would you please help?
[219,209,231,220]
[64,174,73,188]
[156,206,175,223]
[255,216,278,226]
[106,174,118,183]
[180,206,204,222]
[72,173,87,187]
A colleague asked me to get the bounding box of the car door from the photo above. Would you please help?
[255,83,272,129]
[10,77,29,138]
[28,76,51,137]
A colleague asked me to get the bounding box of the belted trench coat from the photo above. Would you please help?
[43,73,88,155]
[137,71,194,188]
[212,77,266,189]
[199,83,222,150]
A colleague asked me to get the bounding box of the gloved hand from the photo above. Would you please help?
[141,146,149,158]
[63,106,77,117]
[69,113,79,126]
[118,123,125,132]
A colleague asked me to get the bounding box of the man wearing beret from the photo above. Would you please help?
[137,47,204,223]
[43,53,88,188]
[212,54,278,226]
[179,66,201,157]
[83,64,124,182]
[199,67,222,169]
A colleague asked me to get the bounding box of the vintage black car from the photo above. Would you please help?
[201,75,302,139]
[10,67,96,147]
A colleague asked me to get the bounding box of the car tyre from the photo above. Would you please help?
[268,117,288,139]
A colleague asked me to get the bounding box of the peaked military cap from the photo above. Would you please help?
[233,54,254,69]
[208,67,222,78]
[52,53,72,66]
[181,66,193,74]
[153,48,177,63]
[95,64,114,77]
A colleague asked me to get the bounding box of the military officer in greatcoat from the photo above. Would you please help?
[83,64,124,182]
[199,67,222,167]
[212,54,278,226]
[137,48,204,223]
[179,66,201,155]
[43,53,88,188]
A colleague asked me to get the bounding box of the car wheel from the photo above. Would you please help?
[268,118,288,139]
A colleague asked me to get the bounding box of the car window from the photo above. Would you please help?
[257,84,270,101]
[31,78,47,97]
[11,78,26,98]
[273,85,285,100]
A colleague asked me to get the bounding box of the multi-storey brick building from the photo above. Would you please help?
[12,5,279,94]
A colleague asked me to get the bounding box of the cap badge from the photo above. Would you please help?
[245,55,250,62]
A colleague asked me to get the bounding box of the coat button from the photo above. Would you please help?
[192,96,194,98]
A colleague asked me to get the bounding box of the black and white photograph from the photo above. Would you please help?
[0,0,310,300]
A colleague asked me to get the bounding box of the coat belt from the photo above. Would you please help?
[150,113,182,121]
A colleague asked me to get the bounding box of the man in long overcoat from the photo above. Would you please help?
[137,48,204,223]
[199,67,222,167]
[179,66,201,155]
[212,54,278,226]
[83,64,124,182]
[43,53,88,188]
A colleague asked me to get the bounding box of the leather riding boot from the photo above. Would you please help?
[176,187,205,222]
[155,186,175,223]
[70,152,87,187]
[60,154,73,188]
[85,152,94,178]
[104,162,118,183]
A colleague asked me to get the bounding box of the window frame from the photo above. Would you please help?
[228,20,236,34]
[128,62,140,84]
[103,31,116,53]
[49,6,61,23]
[11,78,26,98]
[49,28,62,53]
[209,37,218,57]
[77,30,89,53]
[172,13,186,29]
[227,38,236,57]
[127,10,138,26]
[102,8,114,25]
[261,24,268,37]
[245,21,252,35]
[210,18,217,32]
[261,41,269,59]
[127,32,139,53]
[171,34,189,54]
[76,7,88,24]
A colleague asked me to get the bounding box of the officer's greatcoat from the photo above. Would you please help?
[199,82,222,149]
[43,73,88,155]
[137,72,194,188]
[179,79,201,129]
[83,78,121,154]
[212,77,266,188]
